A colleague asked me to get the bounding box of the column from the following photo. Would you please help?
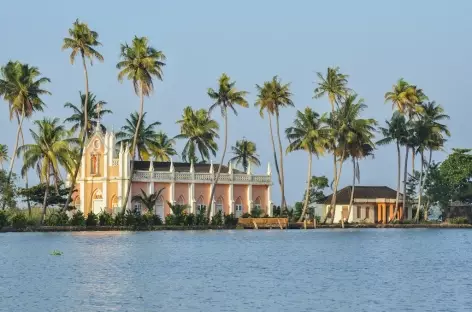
[188,183,195,214]
[267,184,272,216]
[229,172,234,214]
[382,204,387,224]
[377,204,381,223]
[103,148,108,211]
[79,181,85,213]
[247,184,253,214]
[389,204,394,221]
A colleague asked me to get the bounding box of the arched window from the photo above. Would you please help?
[90,154,100,175]
[93,189,103,200]
[254,196,262,209]
[155,196,164,218]
[177,195,185,205]
[111,196,118,208]
[197,195,206,213]
[216,196,224,213]
[235,197,243,217]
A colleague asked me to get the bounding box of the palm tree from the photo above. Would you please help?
[152,131,177,162]
[207,73,248,218]
[314,67,350,223]
[175,107,219,163]
[64,92,111,137]
[17,118,76,224]
[255,76,293,209]
[116,112,161,160]
[0,144,8,170]
[117,36,166,212]
[385,78,421,118]
[377,112,408,221]
[285,107,327,222]
[0,61,51,210]
[228,139,261,173]
[131,188,165,213]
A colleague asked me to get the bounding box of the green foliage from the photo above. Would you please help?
[98,211,114,226]
[229,139,260,172]
[211,211,223,226]
[85,211,98,226]
[141,212,162,227]
[45,210,69,226]
[195,207,208,225]
[11,212,28,230]
[304,176,329,205]
[241,212,251,218]
[184,213,196,226]
[18,183,72,208]
[0,210,8,228]
[224,213,238,226]
[272,205,281,217]
[70,211,85,226]
[0,170,18,209]
[165,214,174,225]
[447,217,469,224]
[250,206,262,218]
[124,209,141,227]
[114,212,125,226]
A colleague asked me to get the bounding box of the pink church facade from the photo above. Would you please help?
[70,130,273,220]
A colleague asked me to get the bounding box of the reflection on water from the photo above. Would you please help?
[1,229,472,311]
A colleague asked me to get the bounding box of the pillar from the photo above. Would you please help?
[247,184,253,214]
[382,204,387,224]
[389,204,394,221]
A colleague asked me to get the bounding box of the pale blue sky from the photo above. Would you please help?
[1,0,470,205]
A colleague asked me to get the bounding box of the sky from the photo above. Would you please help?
[1,0,471,206]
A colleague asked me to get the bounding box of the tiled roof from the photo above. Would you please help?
[323,186,402,205]
[132,161,243,174]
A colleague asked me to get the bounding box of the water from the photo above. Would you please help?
[1,229,472,312]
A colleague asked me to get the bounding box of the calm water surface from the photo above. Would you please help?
[1,229,472,312]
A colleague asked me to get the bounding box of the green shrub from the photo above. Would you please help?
[195,209,208,225]
[184,213,196,226]
[241,212,251,218]
[124,209,143,227]
[165,214,174,225]
[86,211,98,226]
[98,211,114,226]
[114,212,125,226]
[211,211,223,226]
[150,214,163,226]
[448,217,469,224]
[70,211,85,226]
[0,210,8,229]
[224,213,238,226]
[11,212,28,230]
[250,207,262,218]
[142,212,161,227]
[45,211,69,226]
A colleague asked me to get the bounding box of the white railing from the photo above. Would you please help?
[112,159,119,166]
[132,171,272,185]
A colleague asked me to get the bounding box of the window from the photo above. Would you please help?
[177,195,185,205]
[197,196,206,213]
[133,202,142,213]
[235,197,243,217]
[254,197,262,210]
[216,197,223,213]
[357,206,362,219]
[155,196,164,217]
[365,206,370,218]
[90,154,100,175]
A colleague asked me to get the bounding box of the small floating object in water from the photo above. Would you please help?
[50,250,63,256]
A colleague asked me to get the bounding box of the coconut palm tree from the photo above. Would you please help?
[207,73,248,218]
[314,67,350,223]
[116,112,161,161]
[255,76,293,209]
[385,78,421,117]
[0,144,8,170]
[285,107,327,222]
[377,112,408,221]
[64,92,111,136]
[117,36,166,212]
[0,61,51,210]
[152,131,177,162]
[17,118,76,224]
[131,187,165,213]
[228,139,261,173]
[175,106,219,163]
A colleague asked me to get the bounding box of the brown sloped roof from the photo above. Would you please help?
[323,186,402,205]
[132,161,243,174]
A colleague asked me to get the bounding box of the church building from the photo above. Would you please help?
[70,128,273,220]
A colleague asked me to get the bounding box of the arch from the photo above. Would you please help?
[235,196,243,217]
[177,195,185,205]
[216,196,224,214]
[111,195,118,208]
[155,195,165,218]
[196,195,206,213]
[92,189,103,200]
[254,196,261,207]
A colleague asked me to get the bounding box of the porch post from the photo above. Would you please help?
[382,204,387,224]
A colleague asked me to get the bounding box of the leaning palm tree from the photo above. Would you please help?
[207,73,248,219]
[152,131,177,162]
[285,107,327,222]
[117,36,166,212]
[314,67,350,223]
[0,144,8,170]
[116,112,161,161]
[175,107,219,163]
[17,118,76,224]
[0,61,51,210]
[228,139,261,173]
[64,92,111,137]
[131,188,165,213]
[255,76,293,209]
[377,112,408,221]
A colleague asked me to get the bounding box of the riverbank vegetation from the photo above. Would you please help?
[0,18,465,227]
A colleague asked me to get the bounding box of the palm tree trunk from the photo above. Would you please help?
[415,150,425,222]
[421,149,433,221]
[331,150,345,225]
[81,53,89,142]
[322,154,338,224]
[345,157,357,228]
[17,118,32,216]
[3,111,25,210]
[40,165,51,225]
[207,110,228,220]
[275,112,286,210]
[267,113,284,205]
[391,142,401,222]
[403,146,409,220]
[63,134,86,211]
[122,82,144,212]
[298,152,312,223]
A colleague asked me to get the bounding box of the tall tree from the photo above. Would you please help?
[255,76,293,209]
[117,36,166,212]
[0,61,50,210]
[116,112,161,161]
[0,144,8,170]
[64,92,111,137]
[152,131,177,162]
[314,67,350,223]
[285,107,327,222]
[228,139,261,173]
[131,188,165,213]
[377,112,408,221]
[62,19,104,212]
[17,118,76,224]
[175,107,219,163]
[207,73,248,218]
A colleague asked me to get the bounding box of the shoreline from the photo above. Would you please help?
[1,223,472,232]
